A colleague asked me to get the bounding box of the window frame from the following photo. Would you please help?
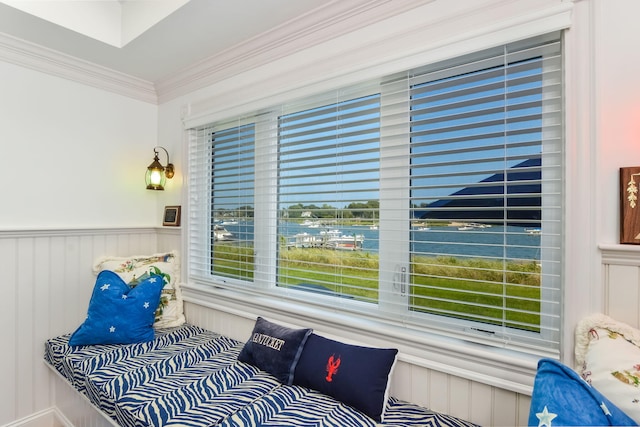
[187,33,563,362]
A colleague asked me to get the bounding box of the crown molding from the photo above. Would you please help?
[0,0,431,105]
[4,0,562,107]
[0,31,157,104]
[154,0,434,103]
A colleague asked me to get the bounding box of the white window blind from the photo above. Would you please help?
[405,34,562,350]
[188,32,563,354]
[277,91,381,302]
[189,122,256,283]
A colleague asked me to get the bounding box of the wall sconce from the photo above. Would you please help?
[145,146,175,191]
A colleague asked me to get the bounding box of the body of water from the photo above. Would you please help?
[218,221,542,261]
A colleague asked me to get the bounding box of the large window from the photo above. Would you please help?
[188,33,563,355]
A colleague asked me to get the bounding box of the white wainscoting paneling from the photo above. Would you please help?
[0,227,179,427]
[601,244,640,328]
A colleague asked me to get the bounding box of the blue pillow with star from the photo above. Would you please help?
[69,270,165,346]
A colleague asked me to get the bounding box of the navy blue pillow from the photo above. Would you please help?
[238,317,312,385]
[528,358,638,426]
[293,333,398,422]
[69,270,164,346]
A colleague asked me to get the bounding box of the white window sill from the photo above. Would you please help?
[181,281,544,395]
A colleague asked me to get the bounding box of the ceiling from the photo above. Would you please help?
[0,0,329,83]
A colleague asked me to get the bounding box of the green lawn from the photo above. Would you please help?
[212,243,541,331]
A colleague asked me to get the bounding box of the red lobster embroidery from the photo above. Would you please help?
[325,354,341,382]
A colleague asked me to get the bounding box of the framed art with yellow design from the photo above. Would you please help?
[621,167,640,244]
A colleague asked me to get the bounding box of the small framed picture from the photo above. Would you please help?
[163,205,181,226]
[620,167,640,244]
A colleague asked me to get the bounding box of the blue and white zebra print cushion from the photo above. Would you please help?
[68,270,164,346]
[45,324,479,427]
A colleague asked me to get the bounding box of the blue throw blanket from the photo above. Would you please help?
[528,358,637,426]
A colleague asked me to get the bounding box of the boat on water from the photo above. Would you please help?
[457,222,491,231]
[302,219,321,228]
[214,225,234,241]
[525,228,542,235]
[288,229,364,251]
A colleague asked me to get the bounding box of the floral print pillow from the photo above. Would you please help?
[93,251,185,328]
[577,314,640,424]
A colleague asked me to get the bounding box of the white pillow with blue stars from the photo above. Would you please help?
[69,270,165,346]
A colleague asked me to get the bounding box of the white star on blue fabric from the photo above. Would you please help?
[121,294,128,300]
[100,283,111,291]
[149,277,157,283]
[536,406,557,427]
[600,402,612,416]
[109,326,116,333]
[143,302,150,309]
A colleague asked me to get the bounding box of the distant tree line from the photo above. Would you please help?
[214,201,381,220]
[283,201,379,219]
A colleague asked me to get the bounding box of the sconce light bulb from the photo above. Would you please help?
[149,170,163,185]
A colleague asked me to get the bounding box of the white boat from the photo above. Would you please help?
[319,229,342,237]
[302,219,320,228]
[458,226,473,231]
[467,222,486,228]
[289,229,364,250]
[326,233,365,251]
[525,228,541,235]
[214,225,234,241]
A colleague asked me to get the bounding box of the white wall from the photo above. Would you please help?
[0,60,164,229]
[0,57,180,425]
[595,0,640,243]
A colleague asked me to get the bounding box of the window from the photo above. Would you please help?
[406,36,562,349]
[188,33,563,355]
[189,123,255,283]
[277,93,381,302]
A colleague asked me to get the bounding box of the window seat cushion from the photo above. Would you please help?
[45,323,478,427]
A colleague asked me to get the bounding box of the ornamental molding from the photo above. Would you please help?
[0,31,157,104]
[600,244,640,266]
[0,0,571,106]
[154,0,433,103]
[0,0,431,105]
